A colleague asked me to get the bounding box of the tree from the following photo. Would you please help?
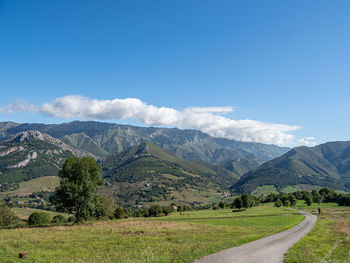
[233,197,243,210]
[102,196,117,219]
[53,157,104,221]
[304,195,313,206]
[177,205,183,215]
[274,199,282,207]
[218,201,225,209]
[0,202,16,226]
[162,206,173,215]
[288,195,297,206]
[312,192,323,204]
[241,194,252,210]
[148,205,163,217]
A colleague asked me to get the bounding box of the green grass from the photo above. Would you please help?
[0,176,59,198]
[11,208,68,220]
[281,185,302,193]
[294,200,340,210]
[251,185,278,196]
[285,206,350,263]
[0,205,303,263]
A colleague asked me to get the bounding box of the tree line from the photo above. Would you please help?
[1,157,350,228]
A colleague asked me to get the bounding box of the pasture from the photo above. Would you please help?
[0,204,303,263]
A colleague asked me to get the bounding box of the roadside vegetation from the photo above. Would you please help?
[285,205,350,263]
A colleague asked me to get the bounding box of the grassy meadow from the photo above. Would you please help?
[0,204,303,263]
[285,203,350,263]
[11,208,68,221]
[0,176,59,198]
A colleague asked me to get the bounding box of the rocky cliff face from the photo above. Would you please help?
[8,130,94,158]
[0,130,95,189]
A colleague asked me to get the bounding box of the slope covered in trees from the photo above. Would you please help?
[231,141,350,193]
[103,142,238,204]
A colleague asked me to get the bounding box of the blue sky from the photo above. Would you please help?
[0,0,349,146]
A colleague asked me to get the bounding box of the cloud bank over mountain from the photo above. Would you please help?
[1,95,300,145]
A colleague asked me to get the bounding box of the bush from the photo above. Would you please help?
[51,215,67,224]
[114,207,127,219]
[274,199,282,207]
[68,216,76,223]
[218,201,225,209]
[283,200,291,207]
[0,202,17,226]
[162,206,173,216]
[28,212,51,226]
[148,205,163,217]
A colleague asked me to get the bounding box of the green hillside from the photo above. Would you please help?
[231,141,350,193]
[103,142,238,204]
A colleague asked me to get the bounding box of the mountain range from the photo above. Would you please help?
[0,121,289,176]
[231,141,350,193]
[1,121,349,203]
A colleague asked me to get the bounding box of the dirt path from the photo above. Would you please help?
[193,210,317,263]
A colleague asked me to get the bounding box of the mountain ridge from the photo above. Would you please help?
[103,142,238,204]
[231,141,350,193]
[0,121,289,176]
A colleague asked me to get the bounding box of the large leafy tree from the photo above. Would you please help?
[241,194,252,210]
[233,197,243,210]
[53,157,105,221]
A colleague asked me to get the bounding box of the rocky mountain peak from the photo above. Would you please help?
[9,130,94,158]
[11,130,47,142]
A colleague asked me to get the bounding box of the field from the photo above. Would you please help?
[0,176,59,198]
[0,204,303,263]
[11,208,68,221]
[285,203,350,263]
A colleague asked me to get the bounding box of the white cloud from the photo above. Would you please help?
[297,137,317,146]
[0,100,38,114]
[39,95,299,145]
[306,137,315,140]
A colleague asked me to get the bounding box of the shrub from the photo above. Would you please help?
[51,215,67,224]
[148,205,163,217]
[162,206,173,216]
[274,199,282,207]
[68,216,76,223]
[0,202,17,226]
[218,201,225,209]
[114,207,127,219]
[284,200,291,207]
[28,212,51,226]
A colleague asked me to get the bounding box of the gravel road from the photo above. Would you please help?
[193,210,317,263]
